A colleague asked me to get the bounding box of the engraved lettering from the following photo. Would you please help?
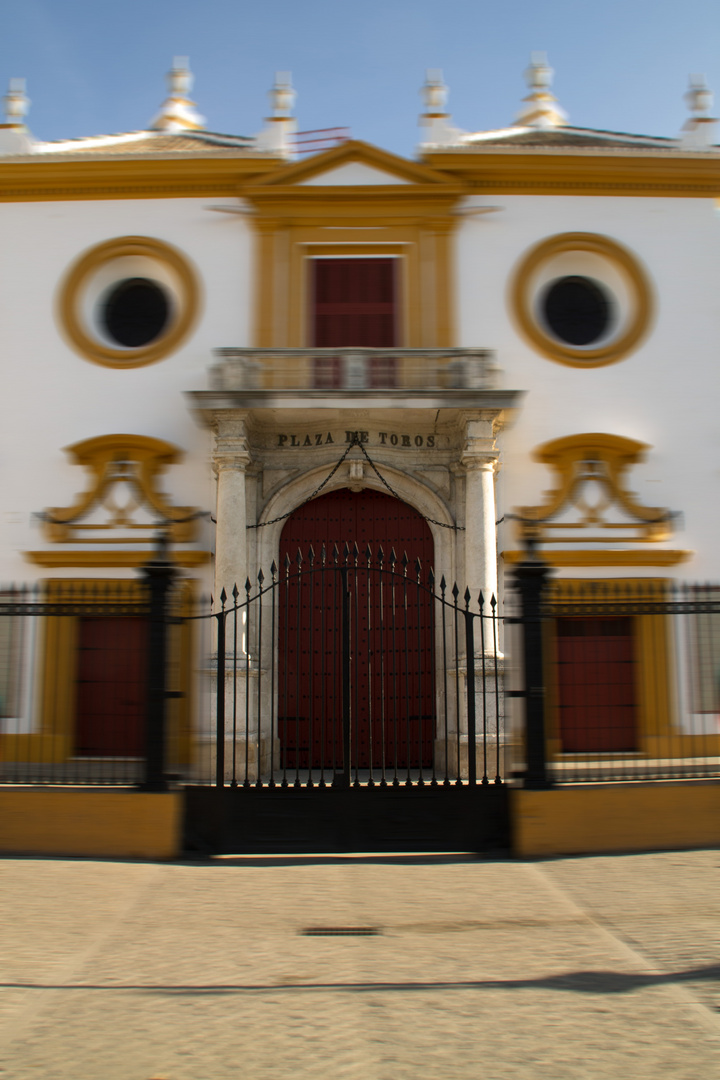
[315,434,323,446]
[427,435,435,448]
[291,435,300,447]
[379,432,388,444]
[325,432,334,444]
[346,431,358,443]
[402,435,411,447]
[360,431,369,444]
[303,435,312,446]
[415,435,423,447]
[390,434,398,446]
[278,434,287,447]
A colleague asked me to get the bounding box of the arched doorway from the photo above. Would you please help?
[278,488,435,774]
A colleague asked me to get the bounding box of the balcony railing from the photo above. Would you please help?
[210,348,499,394]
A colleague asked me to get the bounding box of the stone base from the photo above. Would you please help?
[434,738,512,781]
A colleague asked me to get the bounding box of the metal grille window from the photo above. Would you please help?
[0,606,24,719]
[687,587,720,714]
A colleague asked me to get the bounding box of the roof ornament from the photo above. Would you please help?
[149,57,206,132]
[515,52,568,129]
[254,72,297,157]
[3,78,30,127]
[680,74,718,149]
[0,78,34,156]
[418,69,466,148]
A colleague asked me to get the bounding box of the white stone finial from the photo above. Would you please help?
[525,52,553,93]
[167,56,193,98]
[515,51,568,128]
[149,56,205,132]
[3,78,30,127]
[254,72,297,157]
[268,72,296,118]
[418,68,466,147]
[421,69,449,115]
[681,74,717,149]
[0,78,34,155]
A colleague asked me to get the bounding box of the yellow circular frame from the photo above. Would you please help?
[510,232,653,367]
[58,236,200,368]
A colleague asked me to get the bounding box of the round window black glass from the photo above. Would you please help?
[541,276,611,347]
[102,278,170,348]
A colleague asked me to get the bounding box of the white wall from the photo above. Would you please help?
[456,195,720,579]
[0,196,255,583]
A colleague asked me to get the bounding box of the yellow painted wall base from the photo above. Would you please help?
[513,783,720,857]
[0,789,182,859]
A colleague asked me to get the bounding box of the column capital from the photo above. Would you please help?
[211,411,252,474]
[461,449,499,473]
[213,447,252,474]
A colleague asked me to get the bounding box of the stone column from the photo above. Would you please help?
[212,411,251,599]
[461,416,500,609]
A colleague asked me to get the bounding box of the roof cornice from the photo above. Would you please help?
[0,154,287,202]
[423,149,720,196]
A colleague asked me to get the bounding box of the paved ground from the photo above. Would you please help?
[1,849,719,1079]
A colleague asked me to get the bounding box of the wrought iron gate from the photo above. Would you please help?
[183,545,509,854]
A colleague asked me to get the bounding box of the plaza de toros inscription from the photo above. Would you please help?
[277,431,438,448]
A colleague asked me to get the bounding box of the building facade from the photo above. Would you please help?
[1,56,719,774]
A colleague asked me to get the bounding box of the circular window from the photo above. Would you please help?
[541,276,612,346]
[510,233,653,367]
[102,278,171,348]
[58,236,200,368]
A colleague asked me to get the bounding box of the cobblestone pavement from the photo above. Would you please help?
[1,849,719,1079]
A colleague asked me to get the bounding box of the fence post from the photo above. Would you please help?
[215,592,227,789]
[140,537,176,791]
[512,558,552,788]
[334,566,352,790]
[463,592,477,787]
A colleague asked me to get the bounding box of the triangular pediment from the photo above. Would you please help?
[253,140,457,188]
[299,162,410,186]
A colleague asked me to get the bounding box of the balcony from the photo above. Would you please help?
[209,348,500,396]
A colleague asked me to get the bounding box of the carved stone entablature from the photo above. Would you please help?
[43,434,199,544]
[516,433,678,547]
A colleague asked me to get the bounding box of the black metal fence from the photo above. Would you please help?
[0,573,187,787]
[189,544,504,789]
[510,571,720,785]
[2,559,719,792]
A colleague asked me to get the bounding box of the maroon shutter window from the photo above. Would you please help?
[312,258,397,347]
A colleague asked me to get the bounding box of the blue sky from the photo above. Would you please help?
[2,0,720,156]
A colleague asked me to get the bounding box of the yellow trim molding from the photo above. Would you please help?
[0,155,285,203]
[422,150,720,198]
[26,550,211,567]
[58,236,201,368]
[41,433,200,545]
[502,549,691,566]
[510,433,683,564]
[245,141,463,349]
[510,233,653,366]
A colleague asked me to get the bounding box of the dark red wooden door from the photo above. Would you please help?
[279,488,434,770]
[556,616,638,752]
[75,616,147,756]
[312,258,397,347]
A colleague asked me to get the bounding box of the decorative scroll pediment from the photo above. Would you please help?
[516,433,677,546]
[43,434,198,544]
